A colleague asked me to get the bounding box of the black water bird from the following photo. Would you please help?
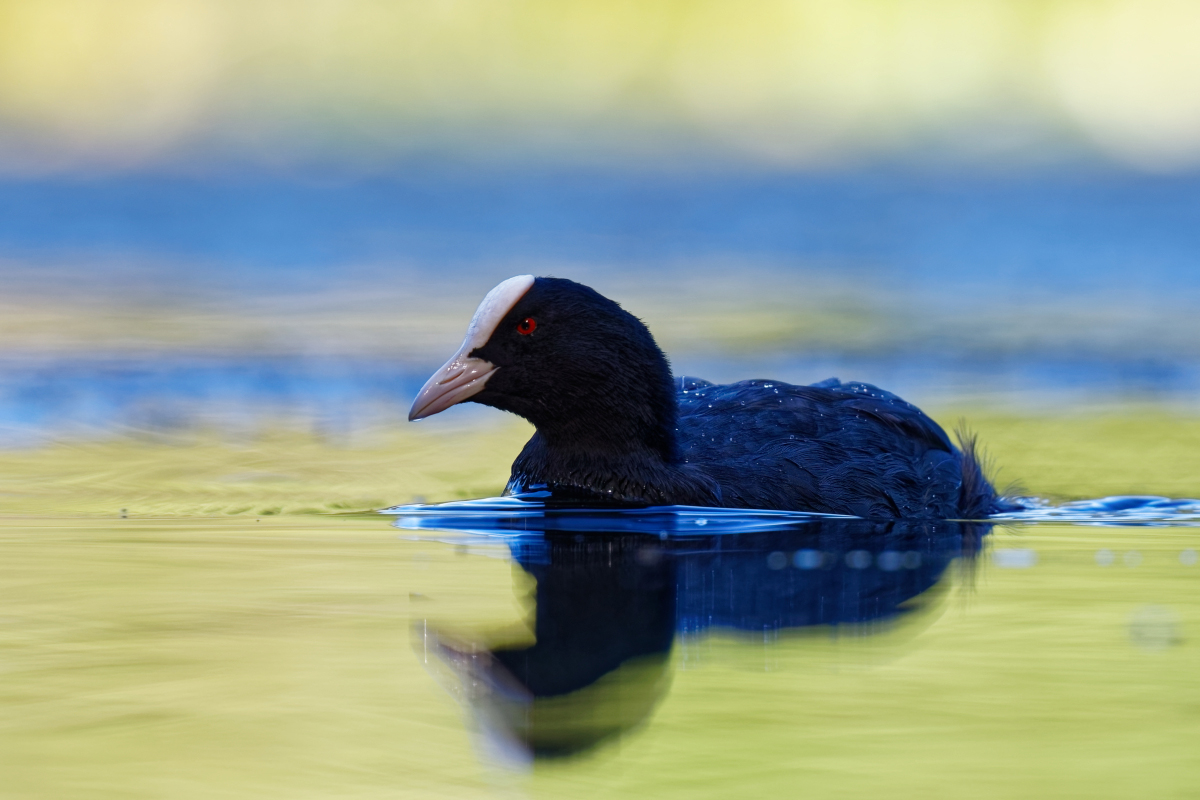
[409,276,1003,519]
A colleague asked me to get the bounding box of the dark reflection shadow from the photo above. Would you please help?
[418,516,988,764]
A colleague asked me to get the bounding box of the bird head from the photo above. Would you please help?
[409,276,676,457]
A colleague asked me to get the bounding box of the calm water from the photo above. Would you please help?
[2,499,1196,798]
[4,163,1199,795]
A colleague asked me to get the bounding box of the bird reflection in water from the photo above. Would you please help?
[415,516,988,763]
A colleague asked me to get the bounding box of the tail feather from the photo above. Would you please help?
[955,423,1023,518]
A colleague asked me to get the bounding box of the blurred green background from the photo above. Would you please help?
[3,0,1200,169]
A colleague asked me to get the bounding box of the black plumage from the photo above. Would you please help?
[411,276,1005,519]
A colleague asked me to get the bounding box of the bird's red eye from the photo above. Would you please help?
[516,317,537,335]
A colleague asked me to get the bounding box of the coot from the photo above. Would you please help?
[409,276,1003,519]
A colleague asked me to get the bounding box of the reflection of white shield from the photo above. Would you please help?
[417,624,673,765]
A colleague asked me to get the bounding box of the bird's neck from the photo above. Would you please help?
[507,429,717,506]
[514,346,681,464]
[536,409,677,464]
[506,370,713,505]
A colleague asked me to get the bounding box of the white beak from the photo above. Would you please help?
[408,275,535,421]
[408,354,498,421]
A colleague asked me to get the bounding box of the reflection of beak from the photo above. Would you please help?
[408,353,497,420]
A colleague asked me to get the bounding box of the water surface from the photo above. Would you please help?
[2,500,1196,798]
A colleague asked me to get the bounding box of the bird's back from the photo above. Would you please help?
[675,377,993,519]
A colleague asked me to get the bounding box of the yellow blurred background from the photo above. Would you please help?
[2,0,1200,172]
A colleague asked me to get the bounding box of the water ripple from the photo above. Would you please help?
[384,494,1200,536]
[993,495,1200,526]
[383,494,854,539]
